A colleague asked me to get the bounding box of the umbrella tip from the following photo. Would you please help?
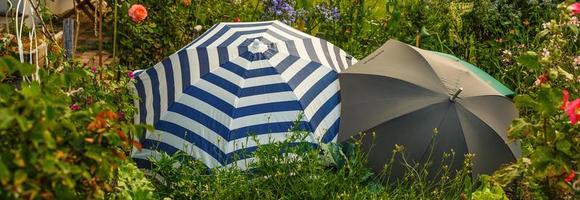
[450,87,463,102]
[252,39,262,48]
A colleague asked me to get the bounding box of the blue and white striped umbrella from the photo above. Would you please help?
[132,21,357,169]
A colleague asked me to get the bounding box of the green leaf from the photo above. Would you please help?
[20,83,41,98]
[535,29,550,41]
[85,149,103,163]
[516,51,540,69]
[17,63,35,76]
[555,140,573,156]
[420,26,431,36]
[513,95,536,109]
[508,118,532,139]
[531,147,553,171]
[0,109,15,129]
[43,131,57,149]
[537,88,560,116]
[15,116,32,132]
[0,159,10,184]
[557,66,574,81]
[13,170,27,186]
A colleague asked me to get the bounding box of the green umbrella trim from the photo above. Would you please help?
[430,51,515,97]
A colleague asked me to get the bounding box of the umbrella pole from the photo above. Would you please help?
[450,87,463,101]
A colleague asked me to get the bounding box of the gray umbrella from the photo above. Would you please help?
[338,40,520,178]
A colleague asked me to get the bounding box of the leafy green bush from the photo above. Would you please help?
[0,56,144,199]
[140,119,476,199]
[108,161,156,200]
[488,2,580,199]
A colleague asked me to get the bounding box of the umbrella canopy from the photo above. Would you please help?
[338,39,520,177]
[132,21,357,169]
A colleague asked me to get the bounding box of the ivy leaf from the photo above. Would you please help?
[516,51,540,69]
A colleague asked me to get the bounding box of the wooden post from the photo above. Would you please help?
[415,30,420,47]
[98,0,103,80]
[63,18,75,61]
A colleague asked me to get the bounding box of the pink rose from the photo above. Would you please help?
[569,3,580,15]
[128,4,148,23]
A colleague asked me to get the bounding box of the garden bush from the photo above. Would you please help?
[143,120,476,200]
[0,56,145,199]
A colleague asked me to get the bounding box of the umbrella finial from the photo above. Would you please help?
[252,38,261,47]
[249,38,267,53]
[450,87,463,102]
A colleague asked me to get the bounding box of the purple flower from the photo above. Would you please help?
[316,4,340,22]
[265,0,296,24]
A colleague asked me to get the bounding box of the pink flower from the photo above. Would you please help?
[569,3,580,15]
[128,4,148,23]
[70,104,81,111]
[127,71,135,79]
[562,90,580,125]
[91,66,97,73]
[573,56,580,68]
[561,90,570,111]
[566,99,580,125]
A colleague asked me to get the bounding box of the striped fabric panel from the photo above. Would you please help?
[133,21,357,169]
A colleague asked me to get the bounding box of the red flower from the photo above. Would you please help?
[128,4,148,23]
[182,0,192,6]
[233,17,241,22]
[127,71,135,79]
[566,99,580,125]
[565,170,576,183]
[70,104,81,111]
[562,90,580,124]
[534,74,549,86]
[569,3,580,15]
[562,90,570,111]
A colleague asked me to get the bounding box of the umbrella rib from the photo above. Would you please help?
[456,103,520,160]
[416,103,463,168]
